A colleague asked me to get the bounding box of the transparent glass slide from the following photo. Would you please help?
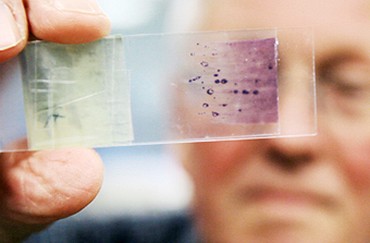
[0,27,316,151]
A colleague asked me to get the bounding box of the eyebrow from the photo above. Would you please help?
[317,49,368,75]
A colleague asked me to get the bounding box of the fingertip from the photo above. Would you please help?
[27,0,111,44]
[0,0,28,63]
[32,15,111,44]
[0,39,27,63]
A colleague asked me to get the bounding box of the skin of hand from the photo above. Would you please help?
[0,0,111,63]
[0,0,110,241]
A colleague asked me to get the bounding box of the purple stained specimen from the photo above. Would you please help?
[188,37,278,124]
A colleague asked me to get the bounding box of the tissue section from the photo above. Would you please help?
[187,37,279,124]
[21,36,133,149]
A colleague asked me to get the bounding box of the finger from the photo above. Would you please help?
[25,0,111,44]
[0,0,28,63]
[0,148,104,225]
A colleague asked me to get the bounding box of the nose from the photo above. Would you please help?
[278,58,317,136]
[263,58,319,171]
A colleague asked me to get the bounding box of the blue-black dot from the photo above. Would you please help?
[189,76,201,83]
[268,64,274,70]
[253,90,259,95]
[212,111,220,117]
[207,89,214,95]
[242,90,249,95]
[233,90,239,94]
[221,79,228,84]
[238,109,242,112]
[214,74,219,77]
[202,103,209,108]
[255,79,260,83]
[214,79,220,84]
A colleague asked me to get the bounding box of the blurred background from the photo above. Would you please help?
[82,0,201,216]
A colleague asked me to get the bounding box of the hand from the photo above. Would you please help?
[0,0,109,241]
[0,0,111,63]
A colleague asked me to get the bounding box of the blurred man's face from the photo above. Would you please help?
[182,1,370,242]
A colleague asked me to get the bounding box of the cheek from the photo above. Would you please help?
[323,113,370,190]
[342,142,370,189]
[332,131,370,190]
[190,141,258,182]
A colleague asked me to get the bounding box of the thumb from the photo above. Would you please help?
[0,148,104,224]
[0,0,28,63]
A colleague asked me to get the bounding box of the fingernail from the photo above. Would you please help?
[52,0,105,15]
[0,1,22,51]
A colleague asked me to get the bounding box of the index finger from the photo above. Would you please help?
[26,0,111,44]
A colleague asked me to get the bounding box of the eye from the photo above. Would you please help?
[319,53,370,97]
[317,52,370,117]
